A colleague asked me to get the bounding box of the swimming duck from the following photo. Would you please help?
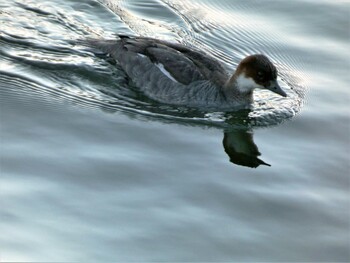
[88,35,287,109]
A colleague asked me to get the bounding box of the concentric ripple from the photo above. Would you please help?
[0,0,308,128]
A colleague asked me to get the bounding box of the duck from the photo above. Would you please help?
[86,35,287,109]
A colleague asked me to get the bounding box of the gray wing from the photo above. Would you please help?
[83,36,230,105]
[118,37,205,85]
[156,39,230,86]
[83,36,229,86]
[118,36,229,86]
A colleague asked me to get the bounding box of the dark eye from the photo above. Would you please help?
[257,71,264,80]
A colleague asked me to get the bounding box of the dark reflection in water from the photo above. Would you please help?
[223,129,270,168]
[99,99,271,168]
[100,101,272,168]
[90,93,270,168]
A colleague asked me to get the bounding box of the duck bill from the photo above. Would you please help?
[265,80,287,97]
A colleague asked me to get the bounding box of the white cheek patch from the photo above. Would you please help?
[155,63,178,83]
[236,74,263,93]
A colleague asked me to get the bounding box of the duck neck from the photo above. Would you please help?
[223,73,254,104]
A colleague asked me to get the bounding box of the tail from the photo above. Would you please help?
[68,35,132,62]
[69,34,132,51]
[70,38,118,52]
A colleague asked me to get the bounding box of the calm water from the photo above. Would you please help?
[0,0,349,261]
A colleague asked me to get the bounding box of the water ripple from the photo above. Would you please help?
[0,0,308,128]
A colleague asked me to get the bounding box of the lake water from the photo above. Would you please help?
[0,0,349,261]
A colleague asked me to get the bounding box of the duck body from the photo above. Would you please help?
[87,35,286,109]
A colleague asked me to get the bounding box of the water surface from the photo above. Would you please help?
[0,0,349,261]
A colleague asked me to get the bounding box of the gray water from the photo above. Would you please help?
[0,0,349,261]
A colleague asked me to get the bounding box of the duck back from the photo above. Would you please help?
[86,36,232,107]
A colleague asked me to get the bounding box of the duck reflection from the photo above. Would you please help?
[97,99,270,168]
[223,129,270,168]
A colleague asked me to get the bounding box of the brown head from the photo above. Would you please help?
[229,54,287,97]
